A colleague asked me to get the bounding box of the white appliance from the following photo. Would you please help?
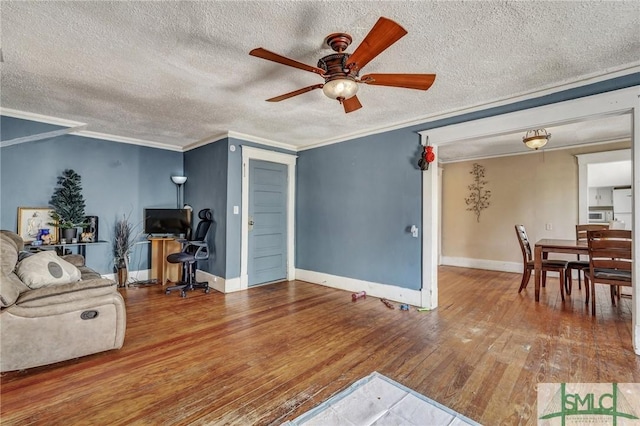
[613,187,632,230]
[588,209,613,223]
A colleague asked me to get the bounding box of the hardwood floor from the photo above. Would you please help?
[1,266,638,425]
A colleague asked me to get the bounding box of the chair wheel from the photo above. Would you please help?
[165,290,171,295]
[181,291,187,298]
[205,288,210,294]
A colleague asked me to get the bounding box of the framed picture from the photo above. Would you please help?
[17,207,58,243]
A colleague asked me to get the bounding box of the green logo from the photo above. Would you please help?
[540,383,638,425]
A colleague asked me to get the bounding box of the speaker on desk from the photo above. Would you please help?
[83,216,99,242]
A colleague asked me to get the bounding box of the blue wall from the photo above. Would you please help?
[183,137,296,280]
[2,72,638,287]
[296,131,423,289]
[183,138,229,278]
[295,72,640,291]
[1,117,182,275]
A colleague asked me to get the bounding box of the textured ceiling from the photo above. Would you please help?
[1,1,639,154]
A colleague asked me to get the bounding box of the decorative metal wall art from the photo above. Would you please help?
[465,163,491,222]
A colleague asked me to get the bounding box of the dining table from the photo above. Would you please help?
[534,238,588,302]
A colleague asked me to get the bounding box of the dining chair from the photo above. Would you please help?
[565,224,609,295]
[515,224,569,300]
[583,229,632,316]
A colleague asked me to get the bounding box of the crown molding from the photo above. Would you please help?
[1,108,183,151]
[0,108,85,127]
[183,131,298,152]
[3,63,638,153]
[182,132,229,151]
[0,125,87,148]
[298,63,640,151]
[74,130,183,152]
[228,131,298,152]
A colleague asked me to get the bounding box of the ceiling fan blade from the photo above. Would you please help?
[359,73,436,90]
[266,84,324,102]
[345,17,407,72]
[342,95,362,113]
[250,48,325,76]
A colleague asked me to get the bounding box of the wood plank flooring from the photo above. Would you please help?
[1,266,638,425]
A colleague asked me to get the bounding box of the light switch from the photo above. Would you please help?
[233,206,239,215]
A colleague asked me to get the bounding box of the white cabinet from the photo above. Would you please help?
[588,186,613,206]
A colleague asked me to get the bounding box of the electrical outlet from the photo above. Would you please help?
[545,223,553,231]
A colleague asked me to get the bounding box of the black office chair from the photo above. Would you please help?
[165,208,213,298]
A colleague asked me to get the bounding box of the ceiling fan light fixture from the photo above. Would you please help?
[322,78,358,101]
[523,129,551,150]
[250,17,434,113]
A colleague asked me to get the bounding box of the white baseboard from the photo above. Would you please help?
[439,256,571,278]
[440,256,522,273]
[195,270,242,293]
[295,269,422,306]
[103,269,151,284]
[109,262,569,295]
[105,269,243,292]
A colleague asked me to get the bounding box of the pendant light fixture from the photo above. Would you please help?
[523,129,551,150]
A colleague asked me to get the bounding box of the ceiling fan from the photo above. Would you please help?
[249,17,436,113]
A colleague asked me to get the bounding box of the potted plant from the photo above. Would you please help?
[49,169,88,242]
[113,213,141,287]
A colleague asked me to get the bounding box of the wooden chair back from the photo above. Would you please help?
[586,229,632,275]
[576,224,609,241]
[576,224,609,260]
[515,224,532,263]
[585,229,632,315]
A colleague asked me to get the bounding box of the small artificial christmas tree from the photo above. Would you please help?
[49,169,87,229]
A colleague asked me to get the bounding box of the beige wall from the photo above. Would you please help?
[441,142,630,266]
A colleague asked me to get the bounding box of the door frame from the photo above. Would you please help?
[419,86,640,354]
[576,148,631,225]
[240,146,297,290]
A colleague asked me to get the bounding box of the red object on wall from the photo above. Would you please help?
[418,145,435,170]
[425,146,435,163]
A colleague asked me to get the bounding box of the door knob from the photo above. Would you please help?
[248,217,254,231]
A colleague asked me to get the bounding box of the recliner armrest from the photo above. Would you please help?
[62,254,85,267]
[15,278,117,308]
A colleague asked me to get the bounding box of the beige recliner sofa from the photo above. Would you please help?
[0,230,126,372]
